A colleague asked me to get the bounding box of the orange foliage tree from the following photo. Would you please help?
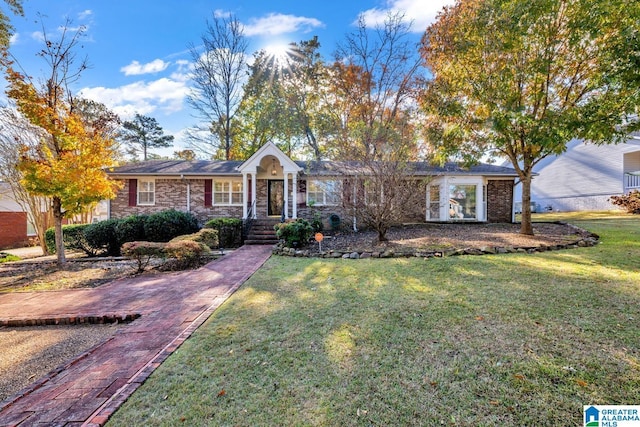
[4,23,121,264]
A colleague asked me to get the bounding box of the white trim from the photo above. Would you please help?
[212,179,243,206]
[137,178,155,206]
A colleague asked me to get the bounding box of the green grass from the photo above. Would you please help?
[0,253,20,263]
[107,212,640,426]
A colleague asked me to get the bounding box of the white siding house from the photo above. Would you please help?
[514,135,640,212]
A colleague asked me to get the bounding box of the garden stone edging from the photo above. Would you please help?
[272,221,600,260]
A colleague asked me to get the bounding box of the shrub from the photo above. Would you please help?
[610,191,640,214]
[116,214,148,244]
[164,240,210,269]
[85,219,122,256]
[274,218,314,248]
[121,241,165,273]
[204,218,242,248]
[45,224,95,256]
[169,228,219,250]
[0,252,20,263]
[310,211,324,233]
[143,209,199,242]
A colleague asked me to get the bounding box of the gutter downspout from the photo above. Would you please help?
[180,174,190,212]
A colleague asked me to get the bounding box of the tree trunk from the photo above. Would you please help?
[520,174,534,235]
[52,196,66,265]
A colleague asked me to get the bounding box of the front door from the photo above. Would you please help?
[268,180,284,216]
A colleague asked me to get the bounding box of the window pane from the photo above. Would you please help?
[429,185,440,219]
[449,185,476,219]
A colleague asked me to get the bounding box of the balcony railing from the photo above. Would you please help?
[625,173,640,191]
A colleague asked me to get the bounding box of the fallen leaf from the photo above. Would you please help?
[576,379,588,387]
[514,374,525,380]
[430,381,438,388]
[490,400,500,406]
[475,316,485,321]
[217,389,226,397]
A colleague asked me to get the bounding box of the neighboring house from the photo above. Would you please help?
[513,134,640,212]
[106,142,519,229]
[0,181,31,249]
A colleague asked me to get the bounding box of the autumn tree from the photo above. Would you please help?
[0,0,22,53]
[421,0,640,235]
[173,149,197,160]
[120,113,174,161]
[4,22,122,264]
[330,13,424,242]
[187,13,248,160]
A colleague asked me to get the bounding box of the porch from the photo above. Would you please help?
[623,150,640,192]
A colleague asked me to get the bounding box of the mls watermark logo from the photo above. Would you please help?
[584,405,640,427]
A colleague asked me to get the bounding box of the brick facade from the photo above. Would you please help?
[109,176,515,226]
[110,179,242,225]
[486,179,514,223]
[0,212,28,249]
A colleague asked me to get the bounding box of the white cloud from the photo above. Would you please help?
[121,59,170,76]
[359,0,455,33]
[213,9,231,19]
[30,31,45,43]
[78,77,189,119]
[244,13,324,37]
[9,33,19,45]
[78,9,93,20]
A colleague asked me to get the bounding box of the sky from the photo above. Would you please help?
[5,0,454,156]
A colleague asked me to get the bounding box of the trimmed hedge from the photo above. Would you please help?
[115,214,148,245]
[170,228,219,250]
[121,241,165,273]
[204,218,242,248]
[144,209,199,242]
[164,240,211,269]
[85,219,122,256]
[45,224,95,256]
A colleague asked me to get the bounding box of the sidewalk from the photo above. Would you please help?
[0,245,272,426]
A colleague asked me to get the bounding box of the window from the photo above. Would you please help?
[364,179,383,206]
[138,179,155,205]
[429,185,440,220]
[212,179,243,205]
[307,180,341,206]
[449,184,477,220]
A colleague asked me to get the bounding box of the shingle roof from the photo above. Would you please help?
[108,160,243,176]
[108,159,518,177]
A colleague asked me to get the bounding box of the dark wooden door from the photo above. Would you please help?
[268,180,284,216]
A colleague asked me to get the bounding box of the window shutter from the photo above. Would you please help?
[204,179,212,207]
[128,179,138,206]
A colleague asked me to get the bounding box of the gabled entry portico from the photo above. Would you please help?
[236,142,303,219]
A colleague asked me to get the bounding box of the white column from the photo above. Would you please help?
[292,174,298,218]
[242,173,248,219]
[283,172,289,219]
[251,172,257,219]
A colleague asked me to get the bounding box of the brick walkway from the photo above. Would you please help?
[0,245,272,426]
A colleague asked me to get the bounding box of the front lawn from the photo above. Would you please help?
[107,212,640,426]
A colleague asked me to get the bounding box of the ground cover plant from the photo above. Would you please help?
[107,212,640,426]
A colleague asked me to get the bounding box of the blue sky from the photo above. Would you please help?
[5,0,453,154]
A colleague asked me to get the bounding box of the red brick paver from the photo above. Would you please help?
[0,245,272,426]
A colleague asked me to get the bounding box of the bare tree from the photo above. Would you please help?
[187,13,248,160]
[0,107,53,255]
[331,12,425,242]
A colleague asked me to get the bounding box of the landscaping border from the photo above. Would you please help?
[272,222,600,260]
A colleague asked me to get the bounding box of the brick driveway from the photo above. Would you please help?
[0,245,272,426]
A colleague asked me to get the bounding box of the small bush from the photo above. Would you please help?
[204,218,242,248]
[310,211,324,233]
[164,240,210,269]
[121,241,165,273]
[169,228,219,250]
[274,218,314,248]
[0,252,20,263]
[610,191,640,214]
[45,224,95,256]
[85,219,122,256]
[116,215,148,244]
[144,209,199,242]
